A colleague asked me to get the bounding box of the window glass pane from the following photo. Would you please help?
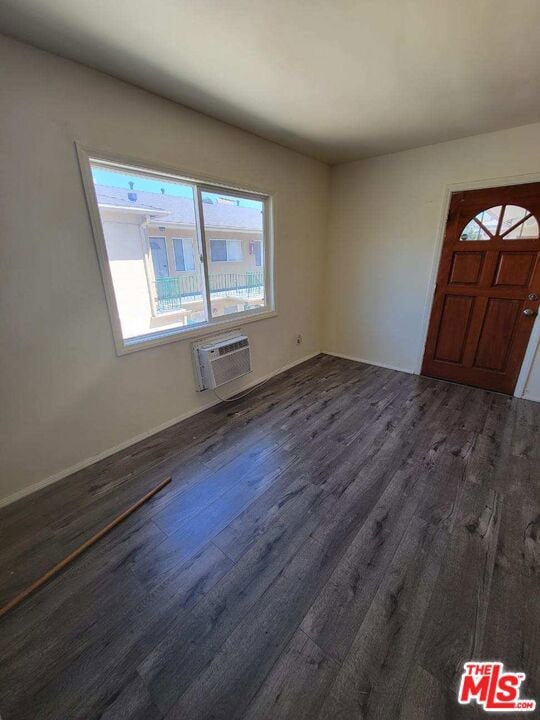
[500,205,528,232]
[182,239,195,270]
[210,239,227,262]
[460,219,489,241]
[475,206,501,235]
[500,206,539,239]
[504,215,539,239]
[201,190,266,319]
[90,162,207,341]
[460,205,504,240]
[173,238,196,271]
[226,239,243,261]
[254,240,263,267]
[149,237,169,277]
[173,238,185,271]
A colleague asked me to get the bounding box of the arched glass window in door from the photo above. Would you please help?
[460,206,501,240]
[499,205,539,239]
[460,205,539,241]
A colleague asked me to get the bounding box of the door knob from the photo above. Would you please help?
[523,308,537,316]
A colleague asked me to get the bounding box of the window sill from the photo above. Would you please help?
[116,308,277,356]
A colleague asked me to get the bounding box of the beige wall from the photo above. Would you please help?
[323,122,540,401]
[0,36,329,505]
[2,34,539,507]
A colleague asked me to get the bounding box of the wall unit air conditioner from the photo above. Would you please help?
[192,332,251,391]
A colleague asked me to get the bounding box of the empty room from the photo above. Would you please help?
[1,1,539,718]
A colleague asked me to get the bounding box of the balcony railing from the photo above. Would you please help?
[154,271,264,314]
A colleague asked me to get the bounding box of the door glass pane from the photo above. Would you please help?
[182,239,195,270]
[460,219,490,241]
[500,205,528,232]
[501,205,539,239]
[460,206,505,240]
[201,190,265,319]
[504,215,540,239]
[90,162,207,340]
[476,206,502,235]
[173,238,185,271]
[150,237,169,277]
[254,241,262,267]
[173,238,196,271]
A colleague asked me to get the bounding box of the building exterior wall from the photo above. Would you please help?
[101,209,156,338]
[146,224,263,279]
[98,206,266,333]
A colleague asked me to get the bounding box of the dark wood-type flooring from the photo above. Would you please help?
[0,354,538,719]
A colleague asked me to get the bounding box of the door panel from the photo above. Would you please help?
[474,299,521,371]
[448,252,484,285]
[422,182,540,394]
[493,252,536,287]
[434,296,474,363]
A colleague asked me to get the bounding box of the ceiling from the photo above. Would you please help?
[1,0,540,164]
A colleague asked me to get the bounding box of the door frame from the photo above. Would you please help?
[416,171,540,399]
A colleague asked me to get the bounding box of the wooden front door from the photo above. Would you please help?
[422,183,540,394]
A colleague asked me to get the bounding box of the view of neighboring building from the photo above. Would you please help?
[94,179,265,340]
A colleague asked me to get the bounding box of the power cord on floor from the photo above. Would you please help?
[213,375,276,403]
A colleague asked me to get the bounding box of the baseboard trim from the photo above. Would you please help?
[0,351,320,509]
[322,350,415,376]
[323,351,540,403]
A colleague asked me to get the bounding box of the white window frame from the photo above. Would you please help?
[76,144,276,355]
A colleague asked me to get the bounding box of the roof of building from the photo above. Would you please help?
[94,185,263,231]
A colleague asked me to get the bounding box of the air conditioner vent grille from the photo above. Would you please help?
[219,338,248,355]
[192,333,251,390]
[212,347,251,387]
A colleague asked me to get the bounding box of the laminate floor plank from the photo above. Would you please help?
[416,482,502,689]
[316,515,449,720]
[240,630,339,720]
[301,459,436,663]
[0,355,537,720]
[0,355,336,593]
[97,673,163,720]
[398,664,482,720]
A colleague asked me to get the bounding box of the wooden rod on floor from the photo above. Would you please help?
[0,476,172,620]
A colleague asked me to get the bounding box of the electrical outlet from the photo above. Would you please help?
[296,334,303,345]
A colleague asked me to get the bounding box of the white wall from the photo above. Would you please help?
[323,123,540,401]
[2,34,539,508]
[0,36,329,505]
[524,343,540,399]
